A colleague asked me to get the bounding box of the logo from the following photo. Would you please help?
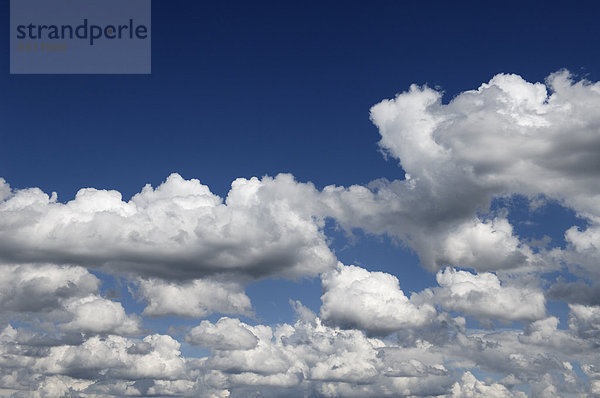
[10,0,151,74]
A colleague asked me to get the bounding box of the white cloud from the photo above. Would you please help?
[184,302,590,396]
[193,303,453,397]
[34,376,95,398]
[320,263,436,335]
[0,173,335,280]
[0,264,141,337]
[137,277,252,318]
[186,317,259,350]
[438,217,537,272]
[316,71,600,274]
[431,268,546,322]
[562,225,600,279]
[0,178,11,202]
[34,334,186,381]
[451,371,526,397]
[0,300,597,396]
[372,71,600,203]
[62,296,142,335]
[0,264,99,314]
[582,364,600,396]
[568,304,600,342]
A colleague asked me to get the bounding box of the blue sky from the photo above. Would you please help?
[2,1,600,397]
[4,1,600,197]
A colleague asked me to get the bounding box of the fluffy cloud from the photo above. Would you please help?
[0,179,11,202]
[61,296,142,335]
[1,299,598,396]
[437,217,537,272]
[562,224,600,279]
[431,268,546,322]
[0,264,98,314]
[189,303,454,397]
[450,371,526,398]
[0,173,335,281]
[0,329,202,397]
[568,304,600,343]
[137,278,252,318]
[320,263,436,335]
[372,71,600,207]
[317,71,600,275]
[32,334,184,380]
[183,301,594,396]
[0,264,141,336]
[186,317,259,350]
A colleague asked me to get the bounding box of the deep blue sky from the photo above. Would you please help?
[3,5,600,390]
[2,1,600,200]
[2,0,600,331]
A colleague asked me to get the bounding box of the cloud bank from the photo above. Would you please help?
[0,174,335,280]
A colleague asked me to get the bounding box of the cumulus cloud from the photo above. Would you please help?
[316,71,600,275]
[0,179,11,202]
[430,268,546,322]
[0,264,98,314]
[0,264,141,336]
[185,301,595,396]
[0,173,335,281]
[451,371,527,398]
[562,224,600,279]
[0,325,202,397]
[437,217,537,272]
[61,296,142,335]
[1,299,599,396]
[320,263,436,335]
[31,334,186,382]
[373,71,600,205]
[568,304,600,343]
[137,278,252,318]
[186,317,259,350]
[190,303,454,397]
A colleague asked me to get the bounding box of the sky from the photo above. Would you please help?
[1,1,600,397]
